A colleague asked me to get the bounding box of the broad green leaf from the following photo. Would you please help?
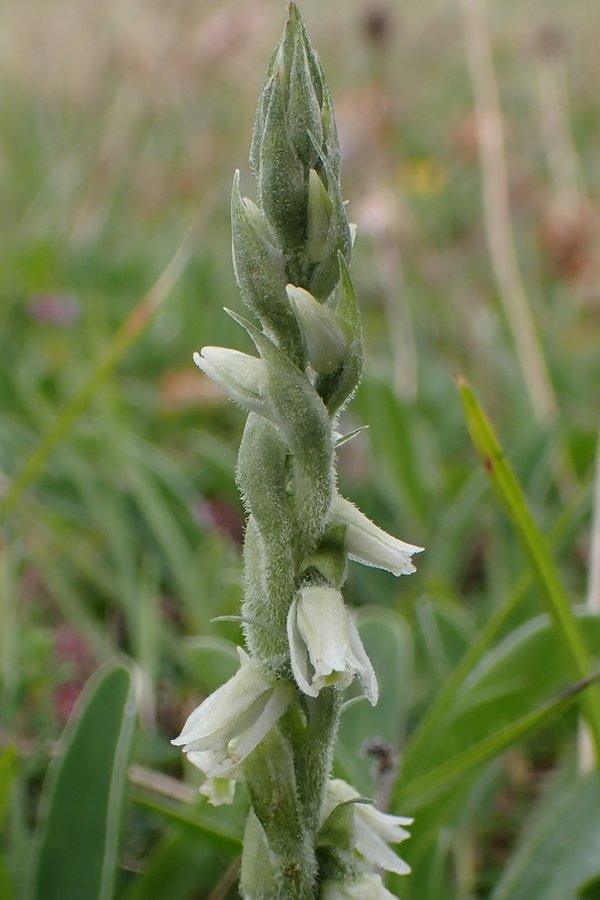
[336,608,413,794]
[492,769,600,900]
[27,662,135,900]
[458,378,600,760]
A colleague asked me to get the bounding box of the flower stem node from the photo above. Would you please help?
[287,284,350,374]
[172,648,293,779]
[330,495,424,576]
[287,586,378,703]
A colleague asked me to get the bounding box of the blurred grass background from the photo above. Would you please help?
[1,0,599,896]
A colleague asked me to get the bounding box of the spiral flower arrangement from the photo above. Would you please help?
[172,6,423,896]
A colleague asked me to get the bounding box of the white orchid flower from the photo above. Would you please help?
[193,347,270,417]
[329,495,424,576]
[320,872,396,899]
[172,648,293,778]
[321,779,413,876]
[286,586,378,704]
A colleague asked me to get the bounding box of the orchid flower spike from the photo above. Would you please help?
[330,495,424,576]
[321,779,413,876]
[172,648,293,779]
[287,586,378,704]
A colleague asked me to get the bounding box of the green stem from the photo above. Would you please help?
[244,729,317,899]
[297,689,343,833]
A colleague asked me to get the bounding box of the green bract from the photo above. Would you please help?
[173,5,423,897]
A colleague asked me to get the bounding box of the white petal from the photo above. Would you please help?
[330,495,423,576]
[321,873,397,899]
[296,587,349,679]
[347,617,378,706]
[354,818,411,875]
[287,598,319,697]
[209,683,294,777]
[359,804,413,842]
[172,651,271,750]
[186,749,221,775]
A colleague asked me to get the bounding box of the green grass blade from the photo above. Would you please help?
[396,672,600,813]
[457,377,600,762]
[27,662,136,900]
[393,481,590,803]
[0,232,192,527]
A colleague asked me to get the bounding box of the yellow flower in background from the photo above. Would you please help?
[401,157,447,197]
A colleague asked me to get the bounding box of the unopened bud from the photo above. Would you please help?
[193,347,269,418]
[306,169,333,263]
[287,284,349,374]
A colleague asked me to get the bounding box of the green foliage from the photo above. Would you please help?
[27,663,135,900]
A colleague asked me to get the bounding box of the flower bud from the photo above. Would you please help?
[330,495,424,576]
[287,284,350,374]
[288,35,323,166]
[306,169,332,263]
[231,171,306,368]
[287,586,378,703]
[193,347,270,418]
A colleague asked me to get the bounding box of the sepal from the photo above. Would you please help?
[193,346,270,418]
[305,136,352,300]
[231,171,306,368]
[329,494,423,576]
[307,169,333,263]
[225,308,331,464]
[316,254,363,413]
[287,284,350,375]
